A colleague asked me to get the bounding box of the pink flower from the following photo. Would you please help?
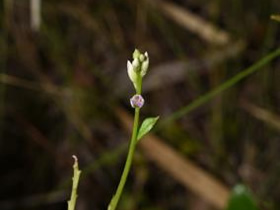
[130,95,145,108]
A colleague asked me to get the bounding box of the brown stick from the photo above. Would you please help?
[150,0,230,46]
[240,99,280,131]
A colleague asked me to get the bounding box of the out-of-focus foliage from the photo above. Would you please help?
[1,0,280,209]
[226,185,259,210]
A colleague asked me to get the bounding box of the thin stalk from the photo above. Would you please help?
[108,107,140,210]
[68,156,81,210]
[108,50,147,210]
[159,48,280,127]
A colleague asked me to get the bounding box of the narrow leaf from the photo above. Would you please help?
[137,116,159,142]
[226,184,259,210]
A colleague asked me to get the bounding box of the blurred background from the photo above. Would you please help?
[1,0,280,209]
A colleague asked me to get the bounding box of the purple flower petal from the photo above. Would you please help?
[130,94,145,108]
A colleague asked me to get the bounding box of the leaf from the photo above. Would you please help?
[226,184,259,210]
[137,116,159,142]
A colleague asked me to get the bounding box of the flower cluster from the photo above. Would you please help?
[127,49,149,92]
[127,49,149,109]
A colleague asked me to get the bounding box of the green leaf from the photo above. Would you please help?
[137,116,159,142]
[226,184,259,210]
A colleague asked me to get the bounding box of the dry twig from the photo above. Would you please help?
[149,0,230,45]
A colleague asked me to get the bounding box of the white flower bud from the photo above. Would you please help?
[140,52,149,77]
[127,49,150,91]
[132,58,140,71]
[139,54,145,62]
[133,49,141,59]
[127,60,137,88]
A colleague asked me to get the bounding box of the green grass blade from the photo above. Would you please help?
[159,48,280,127]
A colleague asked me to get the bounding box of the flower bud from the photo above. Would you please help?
[139,54,145,62]
[127,49,150,91]
[133,49,141,59]
[140,52,149,77]
[130,94,145,108]
[127,60,137,88]
[132,58,140,72]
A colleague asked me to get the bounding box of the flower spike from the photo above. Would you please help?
[127,49,150,91]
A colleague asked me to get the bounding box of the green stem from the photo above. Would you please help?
[136,72,143,95]
[159,47,280,127]
[68,156,82,210]
[108,108,140,210]
[108,68,143,210]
